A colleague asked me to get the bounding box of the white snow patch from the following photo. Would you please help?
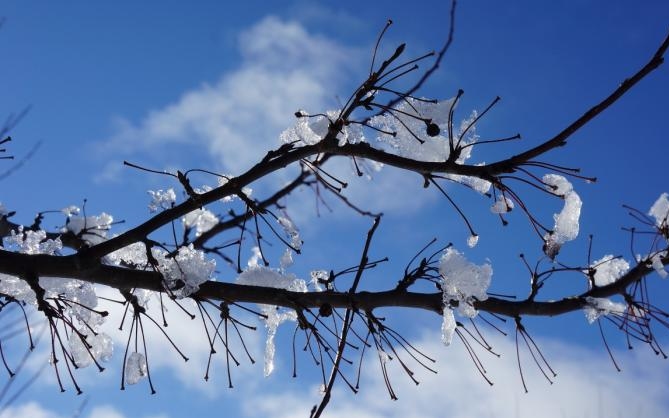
[589,255,629,287]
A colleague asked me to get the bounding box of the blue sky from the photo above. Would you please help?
[1,1,669,417]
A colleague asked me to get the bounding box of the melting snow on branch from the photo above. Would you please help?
[309,270,329,291]
[439,248,492,345]
[65,211,114,246]
[236,253,307,376]
[491,196,514,214]
[1,226,112,364]
[0,273,35,303]
[542,174,582,258]
[157,244,216,297]
[183,208,218,237]
[125,352,148,385]
[649,192,669,228]
[369,98,491,193]
[5,227,62,255]
[216,176,253,203]
[147,188,176,212]
[69,331,113,368]
[277,216,302,251]
[584,297,627,324]
[649,252,668,278]
[441,308,457,346]
[279,248,293,271]
[280,109,364,147]
[106,242,149,267]
[0,228,63,303]
[589,255,630,287]
[370,98,455,162]
[645,193,668,277]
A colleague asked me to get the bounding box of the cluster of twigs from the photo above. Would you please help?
[1,2,669,417]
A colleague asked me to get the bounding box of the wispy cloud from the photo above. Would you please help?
[238,331,669,418]
[95,16,359,182]
[0,402,63,418]
[93,14,449,224]
[0,402,169,418]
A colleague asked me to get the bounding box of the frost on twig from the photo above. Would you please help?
[588,255,629,287]
[439,247,492,345]
[236,250,307,376]
[280,109,365,147]
[183,208,218,237]
[124,352,148,385]
[157,244,216,298]
[147,188,176,212]
[583,297,627,323]
[649,192,669,229]
[542,174,582,258]
[64,211,114,246]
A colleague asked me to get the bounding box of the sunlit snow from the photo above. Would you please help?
[147,188,177,212]
[589,255,629,287]
[584,297,627,323]
[542,174,582,258]
[125,352,148,385]
[237,262,307,376]
[649,192,669,228]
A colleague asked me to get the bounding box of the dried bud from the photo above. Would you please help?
[426,122,440,137]
[319,303,333,317]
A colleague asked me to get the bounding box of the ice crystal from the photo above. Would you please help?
[589,255,630,287]
[125,352,148,385]
[41,277,103,327]
[106,242,148,267]
[158,244,216,297]
[543,174,582,258]
[69,331,113,368]
[4,227,62,255]
[0,273,35,304]
[280,109,364,147]
[216,176,253,203]
[440,248,492,321]
[279,248,293,271]
[183,208,218,237]
[147,188,176,212]
[650,252,668,278]
[441,308,456,346]
[65,212,114,245]
[649,192,669,228]
[584,297,627,323]
[61,205,80,217]
[370,98,455,162]
[309,270,329,291]
[491,196,514,214]
[277,216,302,250]
[377,349,390,364]
[237,266,307,293]
[237,265,307,376]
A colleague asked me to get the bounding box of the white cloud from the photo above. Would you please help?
[94,15,447,222]
[0,402,169,418]
[95,16,359,181]
[86,405,169,418]
[239,331,669,418]
[86,405,126,418]
[0,402,63,418]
